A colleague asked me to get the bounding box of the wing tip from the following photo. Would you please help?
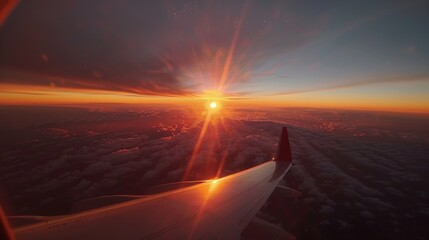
[274,127,292,162]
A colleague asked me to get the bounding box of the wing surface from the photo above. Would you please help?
[10,127,293,240]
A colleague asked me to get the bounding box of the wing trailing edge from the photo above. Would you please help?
[242,216,296,240]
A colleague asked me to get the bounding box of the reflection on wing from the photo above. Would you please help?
[4,127,295,239]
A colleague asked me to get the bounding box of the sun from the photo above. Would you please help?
[209,101,217,109]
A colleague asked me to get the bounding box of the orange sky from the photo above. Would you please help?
[1,83,428,114]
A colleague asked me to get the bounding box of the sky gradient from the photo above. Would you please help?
[0,0,428,112]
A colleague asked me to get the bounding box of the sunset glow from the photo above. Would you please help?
[1,83,428,114]
[0,1,427,114]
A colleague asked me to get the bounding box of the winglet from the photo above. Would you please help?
[274,127,292,162]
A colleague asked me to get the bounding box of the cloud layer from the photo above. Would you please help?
[0,106,428,239]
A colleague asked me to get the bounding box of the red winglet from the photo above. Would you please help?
[274,127,292,163]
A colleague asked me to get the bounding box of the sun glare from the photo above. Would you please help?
[210,101,217,109]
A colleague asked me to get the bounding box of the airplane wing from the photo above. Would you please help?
[3,127,294,240]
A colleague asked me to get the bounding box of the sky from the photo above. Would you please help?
[0,0,428,113]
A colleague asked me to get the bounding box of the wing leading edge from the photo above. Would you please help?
[5,127,293,240]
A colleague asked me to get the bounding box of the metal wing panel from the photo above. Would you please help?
[14,161,290,240]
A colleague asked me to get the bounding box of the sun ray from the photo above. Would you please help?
[217,2,248,91]
[182,111,212,181]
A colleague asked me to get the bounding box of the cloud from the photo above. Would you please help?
[275,74,429,95]
[100,147,140,165]
[1,106,428,239]
[0,1,327,96]
[82,161,112,177]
